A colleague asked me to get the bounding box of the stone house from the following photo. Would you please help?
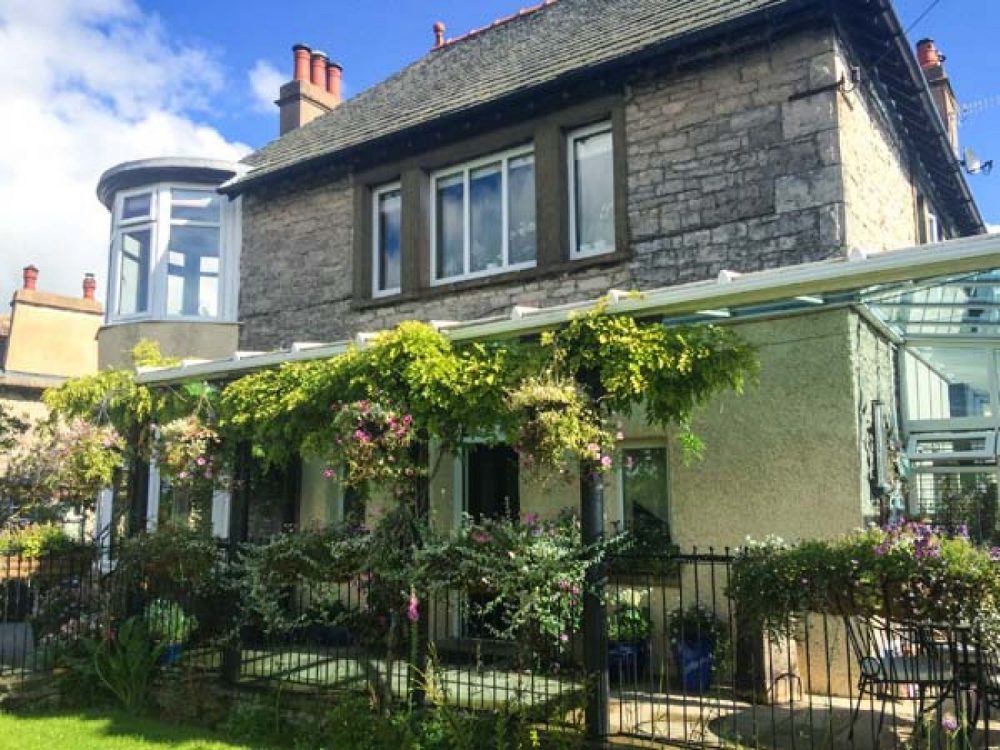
[0,266,103,424]
[136,0,996,552]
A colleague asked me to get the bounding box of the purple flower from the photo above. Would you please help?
[406,593,420,623]
[521,512,539,527]
[942,717,959,733]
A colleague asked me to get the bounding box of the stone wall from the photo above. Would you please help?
[835,42,920,251]
[624,26,845,290]
[238,28,851,350]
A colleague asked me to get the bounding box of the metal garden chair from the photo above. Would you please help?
[843,615,957,742]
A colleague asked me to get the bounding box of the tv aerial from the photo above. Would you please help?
[961,146,993,176]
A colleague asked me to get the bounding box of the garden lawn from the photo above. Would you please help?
[0,710,268,750]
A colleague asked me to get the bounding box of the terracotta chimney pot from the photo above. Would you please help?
[916,38,944,71]
[326,61,343,102]
[310,51,328,88]
[83,273,96,300]
[433,21,446,49]
[22,265,38,291]
[292,44,311,82]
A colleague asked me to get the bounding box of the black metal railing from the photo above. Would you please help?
[2,544,998,748]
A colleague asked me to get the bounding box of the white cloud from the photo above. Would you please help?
[249,60,283,114]
[987,224,1000,234]
[0,0,251,306]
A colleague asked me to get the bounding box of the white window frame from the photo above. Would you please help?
[906,430,998,462]
[107,182,240,325]
[567,120,615,259]
[429,144,537,285]
[372,181,402,298]
[111,186,157,320]
[615,441,671,534]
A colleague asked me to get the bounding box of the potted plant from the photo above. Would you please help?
[668,604,728,692]
[608,588,652,679]
[144,598,198,665]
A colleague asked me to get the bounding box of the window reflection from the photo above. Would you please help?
[904,347,994,420]
[376,188,401,292]
[571,127,614,256]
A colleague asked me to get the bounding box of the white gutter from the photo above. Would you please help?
[136,234,1000,386]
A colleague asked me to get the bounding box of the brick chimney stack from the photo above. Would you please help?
[916,39,959,154]
[276,43,342,135]
[22,265,38,291]
[83,273,96,300]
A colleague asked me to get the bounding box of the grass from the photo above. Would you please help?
[0,710,269,750]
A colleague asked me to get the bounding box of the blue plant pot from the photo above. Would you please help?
[159,642,184,665]
[673,639,714,691]
[608,640,649,681]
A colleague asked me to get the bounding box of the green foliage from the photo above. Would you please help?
[131,339,181,368]
[544,303,758,460]
[155,413,224,487]
[0,418,124,526]
[145,598,198,643]
[667,604,727,646]
[729,524,1000,640]
[63,617,164,713]
[608,589,652,642]
[418,511,616,651]
[0,522,87,558]
[0,402,29,452]
[117,523,223,593]
[320,398,417,488]
[238,523,370,634]
[508,378,609,479]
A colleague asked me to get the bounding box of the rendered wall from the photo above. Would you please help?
[4,294,101,378]
[98,321,239,370]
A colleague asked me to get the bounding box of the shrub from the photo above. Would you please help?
[729,523,1000,640]
[608,589,651,642]
[0,523,88,558]
[144,598,198,643]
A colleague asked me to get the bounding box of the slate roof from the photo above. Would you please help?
[235,0,790,187]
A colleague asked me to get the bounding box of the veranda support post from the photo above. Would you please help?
[581,461,609,743]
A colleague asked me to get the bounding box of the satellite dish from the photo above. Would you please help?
[962,146,993,175]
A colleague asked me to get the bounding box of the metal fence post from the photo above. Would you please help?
[581,461,609,743]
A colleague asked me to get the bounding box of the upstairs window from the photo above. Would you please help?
[109,184,238,324]
[115,190,153,317]
[568,122,615,257]
[431,146,536,284]
[372,183,402,296]
[166,189,221,317]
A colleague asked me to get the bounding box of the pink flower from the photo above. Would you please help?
[178,471,188,479]
[559,633,569,643]
[196,456,207,466]
[406,593,420,623]
[322,468,335,479]
[472,531,491,544]
[600,455,612,469]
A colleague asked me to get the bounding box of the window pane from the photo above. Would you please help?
[170,189,221,223]
[508,154,536,265]
[166,225,220,317]
[623,447,669,535]
[118,229,150,315]
[573,128,614,255]
[470,162,502,273]
[905,347,993,419]
[121,193,151,221]
[435,173,464,279]
[376,189,401,291]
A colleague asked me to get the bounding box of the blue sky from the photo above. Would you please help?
[0,0,996,303]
